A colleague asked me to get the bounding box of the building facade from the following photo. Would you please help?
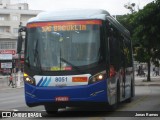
[0,0,41,74]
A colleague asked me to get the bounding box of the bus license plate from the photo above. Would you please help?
[55,96,69,102]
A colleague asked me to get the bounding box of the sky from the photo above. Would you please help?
[12,0,154,15]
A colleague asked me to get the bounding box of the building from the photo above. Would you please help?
[0,0,42,74]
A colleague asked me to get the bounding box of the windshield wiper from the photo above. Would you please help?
[60,57,85,74]
[34,39,42,74]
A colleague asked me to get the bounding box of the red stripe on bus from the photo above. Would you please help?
[27,20,102,28]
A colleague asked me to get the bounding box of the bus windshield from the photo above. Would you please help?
[26,20,102,71]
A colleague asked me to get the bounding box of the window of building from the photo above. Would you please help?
[0,27,10,33]
[0,16,5,21]
[0,27,4,32]
[13,28,18,34]
[0,41,16,49]
[13,16,18,21]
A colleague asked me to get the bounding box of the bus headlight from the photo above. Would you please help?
[24,73,36,86]
[89,71,107,84]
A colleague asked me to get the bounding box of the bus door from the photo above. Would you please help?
[121,37,133,98]
[107,25,120,98]
[119,38,126,98]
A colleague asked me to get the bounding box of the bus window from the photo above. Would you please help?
[108,27,120,71]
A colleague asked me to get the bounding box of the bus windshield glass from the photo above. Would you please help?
[26,20,102,71]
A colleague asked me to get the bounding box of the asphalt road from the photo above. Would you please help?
[0,86,160,119]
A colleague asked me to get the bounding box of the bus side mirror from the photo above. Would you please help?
[17,35,23,53]
[17,27,26,53]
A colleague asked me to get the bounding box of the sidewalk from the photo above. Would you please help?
[0,73,24,90]
[135,75,160,86]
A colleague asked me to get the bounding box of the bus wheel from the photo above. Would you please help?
[44,105,58,115]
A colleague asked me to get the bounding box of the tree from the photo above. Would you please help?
[117,13,135,35]
[132,0,160,81]
[118,0,160,81]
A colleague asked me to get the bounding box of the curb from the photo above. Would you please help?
[135,76,160,86]
[135,84,160,86]
[135,80,160,86]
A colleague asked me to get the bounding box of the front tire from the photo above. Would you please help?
[44,105,58,115]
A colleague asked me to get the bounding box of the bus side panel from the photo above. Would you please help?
[24,79,109,107]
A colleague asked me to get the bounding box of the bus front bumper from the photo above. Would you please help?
[25,80,108,107]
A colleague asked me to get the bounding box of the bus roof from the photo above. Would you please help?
[28,9,110,23]
[106,16,130,38]
[27,9,130,38]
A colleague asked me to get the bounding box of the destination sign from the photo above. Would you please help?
[27,20,102,32]
[42,25,86,32]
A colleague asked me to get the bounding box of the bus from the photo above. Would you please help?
[17,9,134,114]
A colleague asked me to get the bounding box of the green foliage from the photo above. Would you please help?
[133,1,160,60]
[117,0,160,81]
[118,0,160,62]
[117,14,135,35]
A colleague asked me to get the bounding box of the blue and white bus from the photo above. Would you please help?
[17,9,134,114]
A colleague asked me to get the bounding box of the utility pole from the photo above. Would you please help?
[17,22,22,88]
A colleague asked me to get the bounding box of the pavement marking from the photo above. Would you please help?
[0,109,19,112]
[41,110,46,111]
[12,109,19,111]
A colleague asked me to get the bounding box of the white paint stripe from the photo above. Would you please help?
[12,109,19,111]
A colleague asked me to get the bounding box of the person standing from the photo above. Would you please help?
[155,67,159,76]
[153,67,156,76]
[137,66,143,76]
[8,74,14,88]
[137,66,141,76]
